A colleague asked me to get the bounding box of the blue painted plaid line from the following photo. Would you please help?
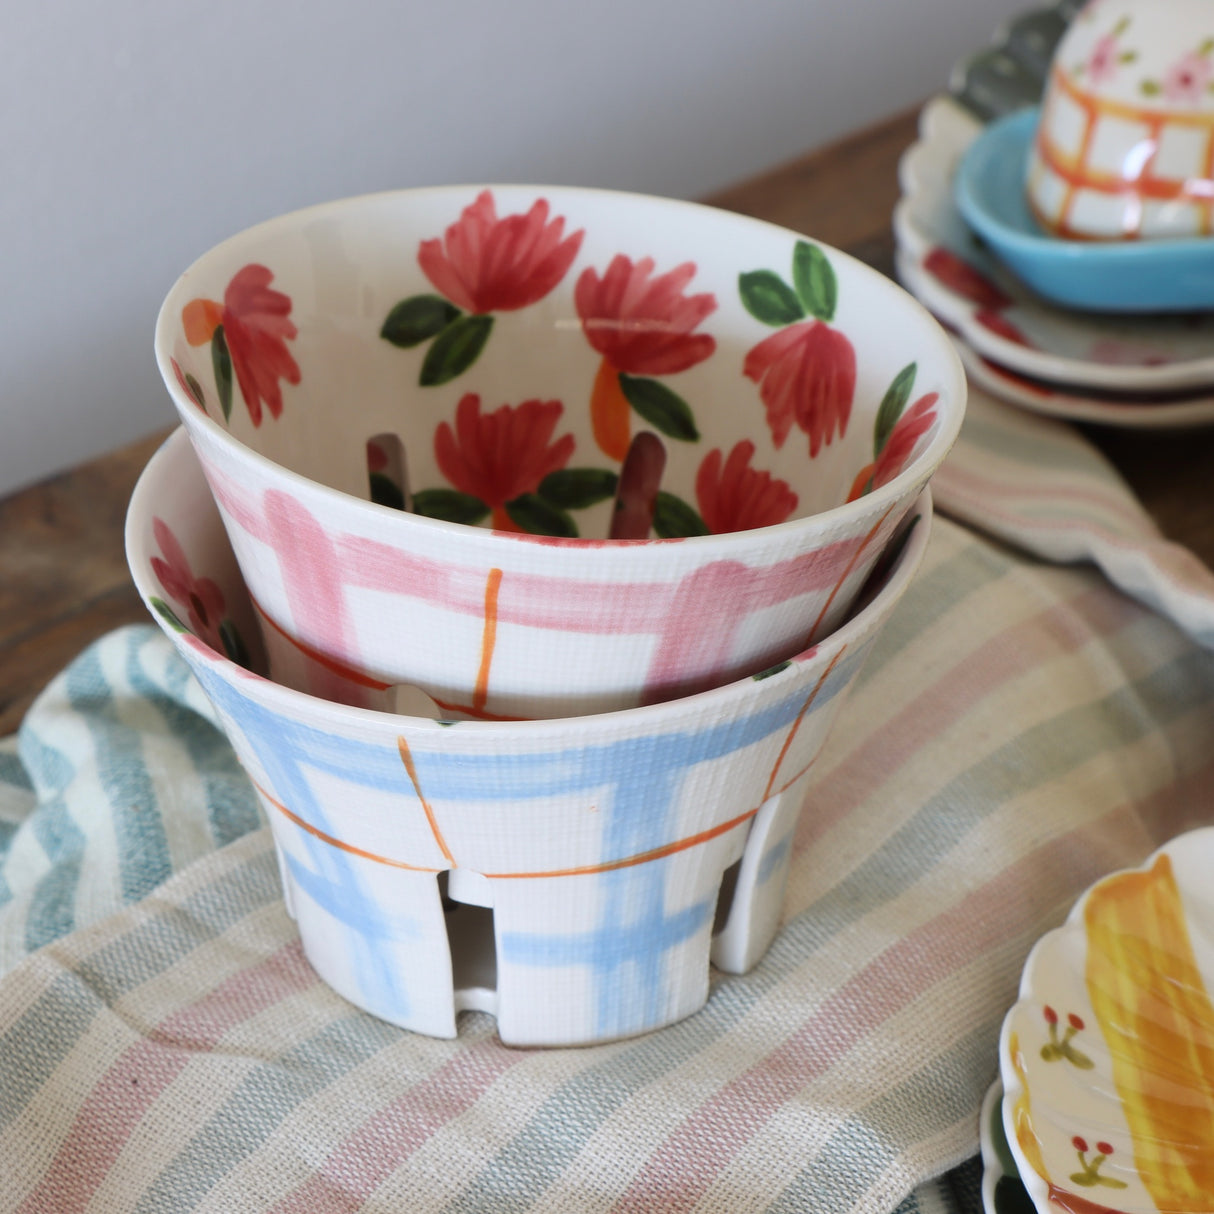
[191,640,867,1026]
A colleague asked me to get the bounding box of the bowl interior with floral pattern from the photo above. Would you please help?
[155,186,964,718]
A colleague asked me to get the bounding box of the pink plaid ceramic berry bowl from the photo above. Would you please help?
[125,426,932,1046]
[154,185,964,719]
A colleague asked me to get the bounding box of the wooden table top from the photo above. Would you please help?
[4,106,1213,736]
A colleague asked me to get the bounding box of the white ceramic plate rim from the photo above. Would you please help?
[900,263,1214,428]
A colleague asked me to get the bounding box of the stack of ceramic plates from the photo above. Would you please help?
[983,829,1214,1214]
[893,3,1214,431]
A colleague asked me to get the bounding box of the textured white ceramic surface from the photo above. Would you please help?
[126,427,931,1046]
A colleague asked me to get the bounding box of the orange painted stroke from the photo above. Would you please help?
[250,592,391,691]
[254,761,827,882]
[762,645,846,801]
[805,504,896,642]
[473,569,503,716]
[251,586,529,720]
[1043,65,1214,234]
[484,804,761,880]
[397,737,456,867]
[1053,62,1214,129]
[254,779,442,873]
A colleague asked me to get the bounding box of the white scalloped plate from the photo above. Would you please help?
[894,95,1214,397]
[999,828,1214,1214]
[937,310,1214,431]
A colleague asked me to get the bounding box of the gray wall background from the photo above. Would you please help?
[2,0,1028,498]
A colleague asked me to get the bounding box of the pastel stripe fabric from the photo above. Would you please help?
[3,396,1214,1210]
[933,386,1214,649]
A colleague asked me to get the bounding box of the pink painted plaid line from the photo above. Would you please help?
[266,1040,527,1213]
[795,583,1147,858]
[204,453,889,635]
[610,818,1134,1213]
[15,941,318,1214]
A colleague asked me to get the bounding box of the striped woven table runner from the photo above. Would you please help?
[1,388,1212,1212]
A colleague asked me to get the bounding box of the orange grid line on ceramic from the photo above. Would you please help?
[806,505,896,640]
[762,646,844,801]
[397,737,457,867]
[473,569,503,716]
[250,591,391,692]
[249,586,527,722]
[1040,65,1214,237]
[250,709,835,884]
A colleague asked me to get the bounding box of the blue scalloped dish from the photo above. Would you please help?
[954,107,1214,314]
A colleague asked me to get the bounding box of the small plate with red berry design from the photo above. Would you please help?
[894,93,1214,399]
[999,828,1214,1214]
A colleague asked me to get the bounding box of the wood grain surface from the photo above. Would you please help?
[3,106,1212,733]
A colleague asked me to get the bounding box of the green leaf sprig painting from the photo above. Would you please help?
[740,241,857,457]
[381,190,583,386]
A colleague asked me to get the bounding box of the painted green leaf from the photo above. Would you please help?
[738,270,805,327]
[150,597,187,633]
[752,660,791,681]
[381,295,462,348]
[219,620,251,668]
[618,375,700,442]
[873,362,917,456]
[212,325,233,422]
[184,372,206,409]
[419,314,494,386]
[505,494,578,537]
[538,467,619,509]
[793,241,837,321]
[652,491,709,538]
[411,488,489,525]
[369,472,406,510]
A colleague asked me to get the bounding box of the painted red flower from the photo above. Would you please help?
[846,393,938,503]
[150,517,226,652]
[418,190,583,314]
[695,441,798,534]
[435,394,575,528]
[576,256,717,376]
[183,263,301,426]
[576,255,717,461]
[743,320,855,456]
[1163,48,1211,104]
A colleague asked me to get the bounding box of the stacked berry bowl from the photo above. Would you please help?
[129,185,964,1045]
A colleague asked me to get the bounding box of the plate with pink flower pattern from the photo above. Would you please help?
[894,93,1214,398]
[999,828,1214,1214]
